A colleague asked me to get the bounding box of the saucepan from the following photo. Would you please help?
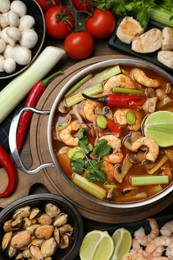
[9,57,173,210]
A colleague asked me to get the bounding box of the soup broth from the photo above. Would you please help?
[52,64,173,203]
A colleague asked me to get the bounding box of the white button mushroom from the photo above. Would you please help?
[1,27,15,46]
[10,0,27,17]
[0,12,9,28]
[6,27,21,42]
[8,10,20,27]
[3,57,16,73]
[20,29,38,49]
[3,44,14,59]
[0,0,10,13]
[13,45,31,65]
[0,39,6,53]
[18,15,35,31]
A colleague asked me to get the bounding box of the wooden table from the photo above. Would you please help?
[1,36,173,236]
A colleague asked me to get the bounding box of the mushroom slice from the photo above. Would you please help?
[123,131,142,150]
[113,155,133,183]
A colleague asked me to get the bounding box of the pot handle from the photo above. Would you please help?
[9,107,55,174]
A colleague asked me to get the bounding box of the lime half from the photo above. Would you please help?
[111,228,132,260]
[79,230,114,260]
[144,111,173,147]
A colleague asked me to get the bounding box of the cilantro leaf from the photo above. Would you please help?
[86,160,106,182]
[77,128,90,154]
[70,158,85,174]
[93,139,111,160]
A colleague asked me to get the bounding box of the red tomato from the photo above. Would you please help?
[64,32,94,60]
[72,0,93,12]
[45,6,75,39]
[36,0,60,12]
[85,9,116,39]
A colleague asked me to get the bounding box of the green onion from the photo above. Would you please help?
[126,110,136,125]
[131,175,169,186]
[66,83,103,107]
[96,115,107,129]
[65,74,93,97]
[113,87,145,96]
[101,65,121,81]
[72,173,106,200]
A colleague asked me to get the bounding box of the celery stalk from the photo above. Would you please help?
[66,83,103,107]
[131,175,169,186]
[149,7,173,27]
[72,173,106,200]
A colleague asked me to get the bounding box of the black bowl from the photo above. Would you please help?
[0,194,84,260]
[0,0,45,79]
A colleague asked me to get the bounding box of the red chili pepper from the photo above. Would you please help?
[0,145,17,197]
[82,93,146,109]
[17,71,63,153]
[107,119,122,135]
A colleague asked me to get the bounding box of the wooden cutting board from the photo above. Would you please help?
[1,55,173,223]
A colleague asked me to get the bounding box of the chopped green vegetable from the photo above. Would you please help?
[66,83,103,107]
[65,74,93,97]
[101,65,121,81]
[72,173,106,200]
[86,160,106,182]
[126,110,136,125]
[96,115,107,129]
[68,147,85,160]
[131,175,169,186]
[93,139,112,160]
[77,128,90,155]
[113,87,145,96]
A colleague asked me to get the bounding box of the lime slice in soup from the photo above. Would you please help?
[144,111,173,147]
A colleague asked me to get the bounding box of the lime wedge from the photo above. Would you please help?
[144,111,173,147]
[111,228,132,260]
[79,230,114,260]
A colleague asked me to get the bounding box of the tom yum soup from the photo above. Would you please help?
[52,64,173,203]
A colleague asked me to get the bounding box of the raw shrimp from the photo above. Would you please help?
[146,236,173,256]
[160,220,173,236]
[131,137,159,162]
[59,121,86,146]
[103,74,136,93]
[133,68,160,88]
[114,108,142,131]
[83,99,102,122]
[99,135,123,164]
[100,161,114,183]
[134,218,159,247]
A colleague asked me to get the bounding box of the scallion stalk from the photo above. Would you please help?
[66,83,103,107]
[65,74,93,97]
[131,175,169,186]
[72,173,106,200]
[113,87,145,96]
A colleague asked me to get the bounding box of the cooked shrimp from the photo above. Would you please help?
[99,135,123,164]
[131,137,159,162]
[134,218,159,247]
[165,247,173,260]
[160,220,173,236]
[133,69,160,88]
[124,251,146,260]
[145,236,173,256]
[114,108,142,131]
[103,74,136,93]
[59,121,86,146]
[100,161,114,183]
[83,99,102,122]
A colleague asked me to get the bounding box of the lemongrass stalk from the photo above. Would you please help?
[0,46,65,123]
[65,73,93,97]
[148,155,168,175]
[72,173,106,200]
[113,87,145,96]
[147,185,163,196]
[66,83,103,107]
[101,65,121,81]
[131,175,169,186]
[149,7,173,27]
[117,192,147,202]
